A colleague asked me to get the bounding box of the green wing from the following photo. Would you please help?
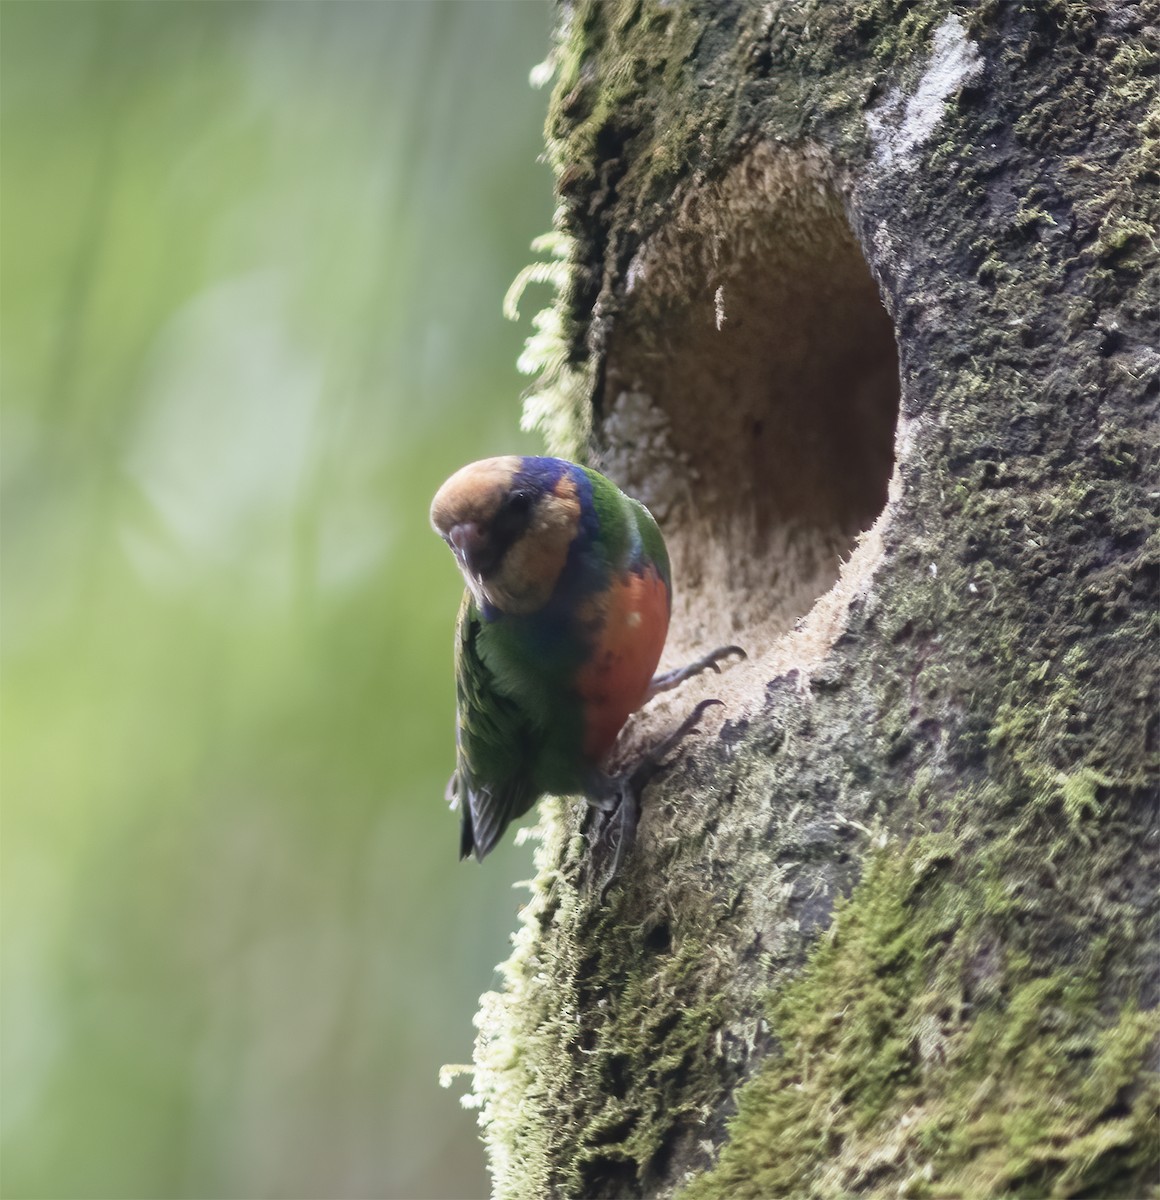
[448,592,537,860]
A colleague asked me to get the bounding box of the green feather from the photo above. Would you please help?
[451,591,587,859]
[580,466,670,591]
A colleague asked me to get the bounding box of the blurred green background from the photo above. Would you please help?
[1,3,554,1197]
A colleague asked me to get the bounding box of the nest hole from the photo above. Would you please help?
[597,144,900,697]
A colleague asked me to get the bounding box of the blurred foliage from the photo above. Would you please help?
[1,3,553,1197]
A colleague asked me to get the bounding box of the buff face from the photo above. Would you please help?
[430,456,583,616]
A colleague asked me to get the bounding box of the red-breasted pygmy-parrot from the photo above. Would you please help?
[431,455,742,884]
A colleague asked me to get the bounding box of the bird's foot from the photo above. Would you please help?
[588,698,723,901]
[645,645,746,700]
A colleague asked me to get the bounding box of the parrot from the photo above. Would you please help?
[430,455,743,889]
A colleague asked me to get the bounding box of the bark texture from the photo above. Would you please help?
[466,3,1159,1197]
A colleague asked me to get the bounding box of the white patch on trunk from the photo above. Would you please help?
[867,15,984,169]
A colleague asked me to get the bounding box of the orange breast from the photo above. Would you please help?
[575,567,670,762]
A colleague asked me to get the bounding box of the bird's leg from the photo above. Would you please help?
[580,786,618,850]
[645,645,746,700]
[586,698,723,900]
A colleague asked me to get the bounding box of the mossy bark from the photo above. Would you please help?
[469,3,1159,1198]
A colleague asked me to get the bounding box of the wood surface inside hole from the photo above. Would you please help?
[597,144,901,752]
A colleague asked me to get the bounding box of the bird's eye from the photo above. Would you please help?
[490,489,534,552]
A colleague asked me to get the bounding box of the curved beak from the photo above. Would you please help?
[447,521,487,577]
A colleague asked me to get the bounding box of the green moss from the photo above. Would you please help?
[505,226,591,457]
[465,797,741,1199]
[1057,766,1111,827]
[506,0,711,458]
[544,0,706,210]
[566,936,728,1189]
[852,0,946,65]
[680,830,1160,1200]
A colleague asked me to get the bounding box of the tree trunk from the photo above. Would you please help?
[465,3,1159,1197]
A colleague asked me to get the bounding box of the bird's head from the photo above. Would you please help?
[430,457,582,615]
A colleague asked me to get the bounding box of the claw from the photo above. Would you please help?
[646,645,746,699]
[628,698,722,792]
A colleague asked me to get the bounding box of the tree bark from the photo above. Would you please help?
[466,3,1159,1197]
